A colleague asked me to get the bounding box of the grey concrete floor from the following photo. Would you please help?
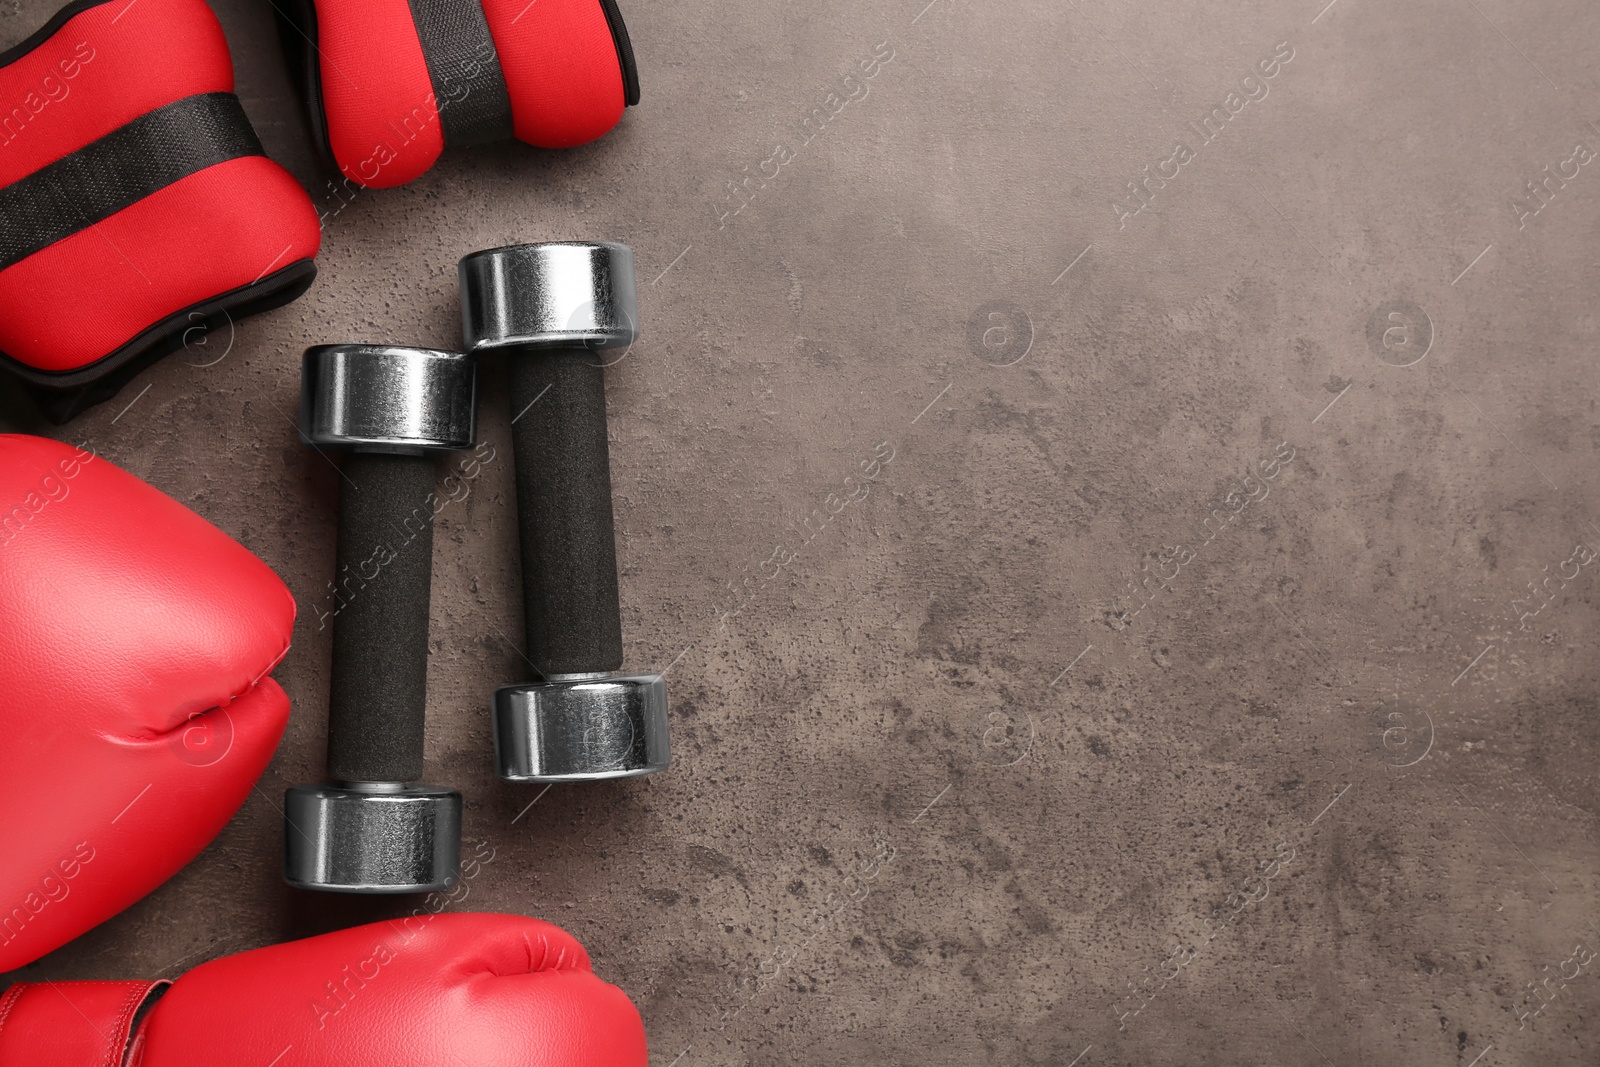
[5,0,1600,1064]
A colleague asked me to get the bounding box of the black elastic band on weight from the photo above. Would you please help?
[0,92,262,272]
[405,0,515,148]
[598,0,640,107]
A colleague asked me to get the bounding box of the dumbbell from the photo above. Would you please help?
[458,241,670,781]
[284,344,476,892]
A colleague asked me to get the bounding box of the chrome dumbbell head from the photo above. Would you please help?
[301,344,477,453]
[284,784,461,893]
[459,242,639,354]
[494,674,670,782]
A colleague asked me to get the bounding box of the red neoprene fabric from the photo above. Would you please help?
[480,0,624,148]
[0,0,320,372]
[0,436,296,973]
[0,159,318,372]
[314,0,625,188]
[313,0,443,188]
[0,915,649,1066]
[0,0,227,184]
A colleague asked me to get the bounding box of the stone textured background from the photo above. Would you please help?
[6,0,1600,1064]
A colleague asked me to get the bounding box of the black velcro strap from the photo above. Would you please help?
[406,0,515,148]
[0,92,262,272]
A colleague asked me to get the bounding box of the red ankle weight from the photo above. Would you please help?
[279,0,637,189]
[0,0,321,423]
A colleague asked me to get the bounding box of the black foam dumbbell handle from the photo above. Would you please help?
[509,350,624,676]
[326,451,437,783]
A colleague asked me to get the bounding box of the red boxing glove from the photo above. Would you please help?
[0,913,650,1066]
[280,0,638,188]
[0,0,322,422]
[0,435,295,972]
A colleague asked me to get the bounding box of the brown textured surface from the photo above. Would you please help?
[6,0,1600,1064]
